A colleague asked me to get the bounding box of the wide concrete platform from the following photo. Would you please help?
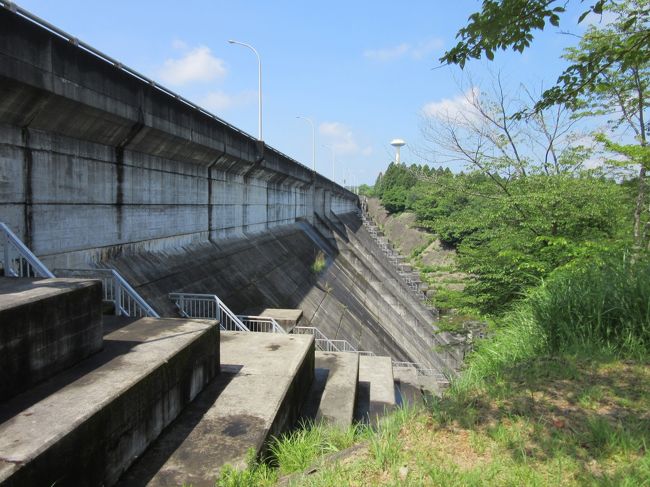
[119,331,314,487]
[0,317,219,487]
[355,356,396,424]
[0,277,103,401]
[243,308,303,332]
[301,351,359,427]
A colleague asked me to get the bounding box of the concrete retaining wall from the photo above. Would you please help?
[0,8,357,267]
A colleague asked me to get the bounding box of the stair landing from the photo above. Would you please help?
[119,331,314,487]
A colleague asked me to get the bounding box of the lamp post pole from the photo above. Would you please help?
[228,40,262,141]
[297,116,316,171]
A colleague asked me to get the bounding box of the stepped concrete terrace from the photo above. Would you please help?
[0,277,102,400]
[0,313,219,487]
[118,331,314,486]
[355,355,396,424]
[301,351,359,427]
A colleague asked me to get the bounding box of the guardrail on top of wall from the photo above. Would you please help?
[0,0,355,201]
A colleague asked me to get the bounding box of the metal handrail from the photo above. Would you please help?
[1,222,54,278]
[392,360,450,384]
[358,211,432,304]
[56,268,159,317]
[168,293,250,332]
[237,315,286,334]
[293,326,375,356]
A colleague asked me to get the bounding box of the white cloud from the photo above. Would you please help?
[361,146,373,156]
[159,46,226,86]
[171,39,188,50]
[411,38,445,59]
[422,87,480,121]
[319,121,366,155]
[363,43,410,62]
[364,38,443,62]
[201,90,256,112]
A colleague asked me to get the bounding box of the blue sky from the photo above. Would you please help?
[16,0,599,185]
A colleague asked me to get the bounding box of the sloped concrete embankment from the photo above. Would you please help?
[106,219,445,367]
[329,212,462,369]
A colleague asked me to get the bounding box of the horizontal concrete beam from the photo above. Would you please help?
[0,7,358,264]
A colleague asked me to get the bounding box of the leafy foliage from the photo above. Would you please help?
[375,165,634,313]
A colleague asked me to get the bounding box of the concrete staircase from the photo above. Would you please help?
[0,277,219,486]
[0,276,402,486]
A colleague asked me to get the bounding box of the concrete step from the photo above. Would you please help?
[119,331,314,487]
[301,351,359,427]
[0,317,219,487]
[354,356,396,424]
[0,277,103,401]
[393,367,425,407]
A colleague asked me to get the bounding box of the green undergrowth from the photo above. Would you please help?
[215,411,417,487]
[213,252,650,486]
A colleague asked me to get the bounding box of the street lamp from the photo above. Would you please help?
[323,144,335,181]
[296,116,316,171]
[228,39,262,141]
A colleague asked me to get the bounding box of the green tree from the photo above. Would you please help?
[561,1,649,248]
[440,0,649,108]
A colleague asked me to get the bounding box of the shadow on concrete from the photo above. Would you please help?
[299,367,330,423]
[117,366,242,486]
[0,338,143,423]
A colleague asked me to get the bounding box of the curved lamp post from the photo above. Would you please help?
[228,39,262,141]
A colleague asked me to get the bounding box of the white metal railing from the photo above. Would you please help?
[1,222,54,278]
[169,293,250,332]
[237,315,286,334]
[57,268,159,318]
[358,210,432,304]
[293,326,375,356]
[392,360,450,384]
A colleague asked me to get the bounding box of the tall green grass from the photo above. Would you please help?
[453,252,650,393]
[531,254,650,355]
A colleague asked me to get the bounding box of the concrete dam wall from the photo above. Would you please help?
[0,7,356,269]
[0,6,459,371]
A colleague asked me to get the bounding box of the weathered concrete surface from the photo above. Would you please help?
[355,356,395,424]
[0,317,219,487]
[0,8,356,269]
[242,308,303,332]
[301,351,359,427]
[107,222,421,365]
[0,277,102,401]
[118,331,314,487]
[332,212,463,371]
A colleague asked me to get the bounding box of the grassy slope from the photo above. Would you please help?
[270,355,649,486]
[214,207,650,487]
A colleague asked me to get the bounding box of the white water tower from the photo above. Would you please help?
[390,138,406,164]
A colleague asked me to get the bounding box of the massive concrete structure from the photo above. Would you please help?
[0,6,357,269]
[0,6,461,485]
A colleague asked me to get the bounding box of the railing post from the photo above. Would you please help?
[3,234,10,276]
[114,275,122,316]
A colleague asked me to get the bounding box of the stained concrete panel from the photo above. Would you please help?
[0,277,102,400]
[0,317,219,487]
[119,332,314,486]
